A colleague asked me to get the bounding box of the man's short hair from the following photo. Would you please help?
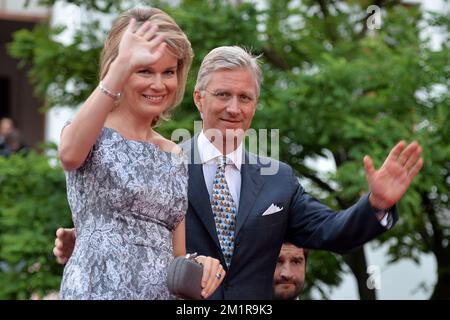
[283,241,309,262]
[195,46,263,97]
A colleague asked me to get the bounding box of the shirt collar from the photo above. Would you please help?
[197,130,243,171]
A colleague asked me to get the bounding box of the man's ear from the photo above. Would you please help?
[193,90,203,113]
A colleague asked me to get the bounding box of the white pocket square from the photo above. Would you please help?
[261,203,284,216]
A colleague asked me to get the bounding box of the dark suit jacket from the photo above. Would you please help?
[182,137,397,300]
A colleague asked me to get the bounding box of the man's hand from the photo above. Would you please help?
[364,140,423,210]
[53,228,76,265]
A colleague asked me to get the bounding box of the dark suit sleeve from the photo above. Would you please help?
[285,167,398,254]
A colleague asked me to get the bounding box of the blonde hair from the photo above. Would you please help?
[99,7,193,126]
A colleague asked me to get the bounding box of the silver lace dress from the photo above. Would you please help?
[60,127,188,300]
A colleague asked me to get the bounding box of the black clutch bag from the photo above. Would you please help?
[167,253,204,300]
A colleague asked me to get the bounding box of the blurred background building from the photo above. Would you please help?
[0,0,49,148]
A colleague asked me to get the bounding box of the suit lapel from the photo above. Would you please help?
[236,152,265,237]
[183,139,266,252]
[186,137,221,250]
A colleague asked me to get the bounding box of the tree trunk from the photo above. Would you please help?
[343,246,377,300]
[422,194,450,300]
[430,250,450,299]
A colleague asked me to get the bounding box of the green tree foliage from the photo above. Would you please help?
[8,0,449,299]
[0,150,71,299]
[256,1,449,299]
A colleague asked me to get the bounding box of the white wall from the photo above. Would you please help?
[0,0,48,15]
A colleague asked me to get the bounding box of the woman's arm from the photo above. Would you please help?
[172,218,225,298]
[59,61,128,171]
[172,219,186,257]
[59,19,166,171]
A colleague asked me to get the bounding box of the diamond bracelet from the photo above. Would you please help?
[99,81,122,101]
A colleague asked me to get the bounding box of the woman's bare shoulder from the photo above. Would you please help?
[153,134,182,155]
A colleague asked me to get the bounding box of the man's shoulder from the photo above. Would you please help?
[245,152,293,176]
[177,137,294,176]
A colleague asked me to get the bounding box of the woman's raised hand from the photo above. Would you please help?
[116,18,167,76]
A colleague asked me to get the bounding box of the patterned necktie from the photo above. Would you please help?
[211,155,237,267]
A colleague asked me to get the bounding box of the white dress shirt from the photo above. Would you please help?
[197,131,243,211]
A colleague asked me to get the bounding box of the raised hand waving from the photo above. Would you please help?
[364,141,423,210]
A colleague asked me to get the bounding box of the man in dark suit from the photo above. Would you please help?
[54,46,423,299]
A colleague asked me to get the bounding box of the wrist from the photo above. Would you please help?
[194,255,206,265]
[103,59,130,92]
[368,193,390,211]
[99,81,121,101]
